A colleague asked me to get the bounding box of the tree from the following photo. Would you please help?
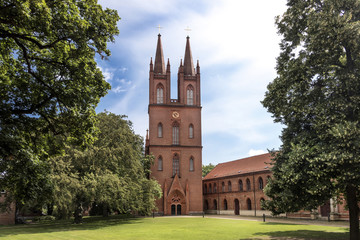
[0,0,119,207]
[50,112,162,222]
[202,163,215,177]
[262,0,360,239]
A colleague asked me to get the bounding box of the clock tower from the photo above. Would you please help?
[146,34,203,215]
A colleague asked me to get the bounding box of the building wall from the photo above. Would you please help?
[203,170,356,221]
[203,171,271,216]
[0,194,15,225]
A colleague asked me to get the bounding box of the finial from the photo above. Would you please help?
[150,57,153,65]
[146,129,149,140]
[180,59,183,66]
[156,24,163,34]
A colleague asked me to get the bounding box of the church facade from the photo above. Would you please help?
[145,34,203,215]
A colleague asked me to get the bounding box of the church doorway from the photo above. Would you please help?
[234,199,240,215]
[171,205,176,215]
[177,205,181,215]
[171,204,182,215]
[320,200,330,217]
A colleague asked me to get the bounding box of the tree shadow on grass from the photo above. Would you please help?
[0,215,141,238]
[252,229,349,240]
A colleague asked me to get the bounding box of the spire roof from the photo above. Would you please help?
[183,36,195,76]
[154,34,165,74]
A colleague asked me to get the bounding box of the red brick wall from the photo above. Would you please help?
[0,194,15,225]
[203,171,271,214]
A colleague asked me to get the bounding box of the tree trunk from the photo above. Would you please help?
[102,204,109,217]
[346,185,359,240]
[74,203,83,224]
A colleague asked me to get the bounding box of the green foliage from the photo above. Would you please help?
[202,163,215,177]
[262,0,360,237]
[0,0,119,208]
[50,112,162,220]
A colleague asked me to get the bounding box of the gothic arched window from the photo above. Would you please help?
[172,122,179,145]
[259,177,264,190]
[158,123,163,138]
[157,156,163,171]
[214,199,217,210]
[189,157,194,172]
[172,153,180,177]
[209,183,212,193]
[156,84,164,104]
[204,184,207,194]
[214,183,217,193]
[189,124,194,139]
[246,178,251,191]
[247,198,252,210]
[238,180,243,191]
[224,199,228,210]
[222,182,225,192]
[186,85,194,105]
[228,181,232,192]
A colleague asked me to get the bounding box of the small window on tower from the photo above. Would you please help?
[186,85,194,105]
[189,157,194,171]
[172,153,180,177]
[189,124,194,139]
[157,84,164,104]
[158,123,163,138]
[158,156,163,171]
[172,122,179,145]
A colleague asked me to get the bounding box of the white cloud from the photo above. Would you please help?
[98,66,114,82]
[248,149,266,157]
[112,86,126,93]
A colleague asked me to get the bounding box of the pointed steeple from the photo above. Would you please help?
[154,34,165,74]
[183,36,195,76]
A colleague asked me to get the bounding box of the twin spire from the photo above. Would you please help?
[153,34,197,75]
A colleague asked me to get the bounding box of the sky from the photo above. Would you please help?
[96,0,288,165]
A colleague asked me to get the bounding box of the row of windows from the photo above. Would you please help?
[158,123,194,144]
[156,84,195,105]
[204,176,270,194]
[157,155,194,175]
[204,198,265,211]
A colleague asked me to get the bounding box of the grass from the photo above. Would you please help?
[0,215,349,240]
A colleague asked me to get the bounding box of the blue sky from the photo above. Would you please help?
[96,0,287,165]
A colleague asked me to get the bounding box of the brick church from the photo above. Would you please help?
[145,33,354,220]
[145,34,203,215]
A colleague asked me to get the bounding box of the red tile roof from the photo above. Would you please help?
[203,153,273,180]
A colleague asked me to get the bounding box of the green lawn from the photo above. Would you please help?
[0,216,349,240]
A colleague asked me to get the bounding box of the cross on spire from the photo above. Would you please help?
[184,26,192,36]
[156,24,163,34]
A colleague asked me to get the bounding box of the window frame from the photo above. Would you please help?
[156,84,164,104]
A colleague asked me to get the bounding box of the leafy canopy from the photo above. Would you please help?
[262,0,360,235]
[50,112,162,220]
[0,0,119,205]
[202,163,215,178]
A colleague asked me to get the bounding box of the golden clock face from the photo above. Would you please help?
[172,111,180,118]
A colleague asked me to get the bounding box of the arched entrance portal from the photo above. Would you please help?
[167,189,186,215]
[171,204,182,215]
[234,199,240,215]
